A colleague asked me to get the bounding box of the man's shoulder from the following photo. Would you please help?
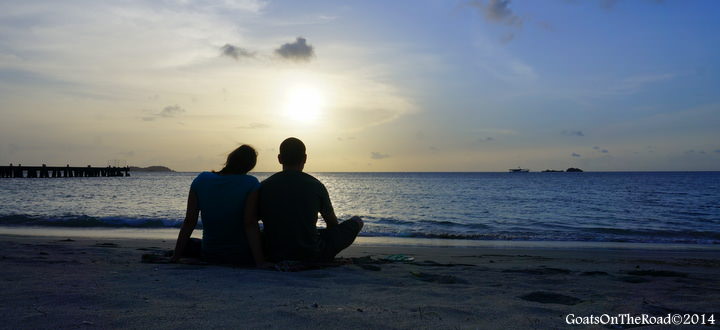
[260,171,282,185]
[262,171,323,186]
[298,171,322,184]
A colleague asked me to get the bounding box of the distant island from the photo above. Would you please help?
[128,166,175,172]
[540,168,584,172]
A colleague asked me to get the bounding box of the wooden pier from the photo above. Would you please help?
[0,164,130,178]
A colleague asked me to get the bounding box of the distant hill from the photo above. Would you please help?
[129,166,175,172]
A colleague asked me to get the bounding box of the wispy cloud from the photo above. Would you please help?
[600,0,619,10]
[220,44,255,60]
[473,36,537,82]
[371,152,390,160]
[600,0,665,11]
[142,105,186,121]
[236,122,268,129]
[275,37,315,62]
[174,0,267,13]
[159,105,185,117]
[471,0,522,26]
[610,73,675,94]
[478,137,495,142]
[475,128,517,135]
[592,146,609,153]
[562,130,584,137]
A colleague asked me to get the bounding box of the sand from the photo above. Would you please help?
[0,232,718,329]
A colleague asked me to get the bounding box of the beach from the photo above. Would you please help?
[1,231,718,329]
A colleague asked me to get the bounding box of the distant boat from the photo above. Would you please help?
[509,167,529,173]
[542,169,564,172]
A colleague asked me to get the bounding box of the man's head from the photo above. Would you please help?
[278,137,306,170]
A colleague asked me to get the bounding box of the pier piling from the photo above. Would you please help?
[0,164,130,178]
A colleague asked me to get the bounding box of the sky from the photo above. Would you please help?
[1,0,719,172]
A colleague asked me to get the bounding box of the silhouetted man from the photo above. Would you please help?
[259,137,363,261]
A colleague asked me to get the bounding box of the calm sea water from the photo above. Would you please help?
[0,172,719,244]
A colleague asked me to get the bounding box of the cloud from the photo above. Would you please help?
[600,0,618,9]
[572,152,581,157]
[500,32,515,44]
[478,137,495,142]
[471,0,522,26]
[237,122,268,129]
[220,44,255,60]
[715,149,720,153]
[475,128,517,135]
[591,0,665,13]
[158,105,185,117]
[607,73,675,95]
[275,37,315,62]
[599,0,663,10]
[562,130,584,137]
[592,146,609,153]
[371,152,390,160]
[175,0,267,13]
[537,21,554,31]
[142,105,185,121]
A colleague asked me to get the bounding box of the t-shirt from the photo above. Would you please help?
[190,171,260,263]
[259,170,334,261]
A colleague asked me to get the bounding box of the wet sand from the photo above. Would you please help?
[1,233,718,329]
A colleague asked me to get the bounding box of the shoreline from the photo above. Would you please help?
[1,226,719,251]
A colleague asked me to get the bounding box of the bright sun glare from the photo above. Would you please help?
[283,85,324,123]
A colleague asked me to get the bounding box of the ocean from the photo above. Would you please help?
[1,172,719,244]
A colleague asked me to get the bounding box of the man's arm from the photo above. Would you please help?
[171,189,199,262]
[320,209,339,229]
[319,183,338,229]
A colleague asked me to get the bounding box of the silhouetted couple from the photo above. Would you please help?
[171,137,363,267]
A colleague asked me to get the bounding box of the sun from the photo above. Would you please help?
[283,85,324,124]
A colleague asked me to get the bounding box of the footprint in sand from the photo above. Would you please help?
[410,271,469,284]
[502,267,571,275]
[94,242,119,248]
[519,291,583,305]
[626,269,688,278]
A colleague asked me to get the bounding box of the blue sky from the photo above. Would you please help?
[0,0,719,171]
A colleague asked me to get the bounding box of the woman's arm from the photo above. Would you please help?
[170,189,199,262]
[244,190,271,268]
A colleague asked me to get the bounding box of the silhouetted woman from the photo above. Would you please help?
[171,145,266,266]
